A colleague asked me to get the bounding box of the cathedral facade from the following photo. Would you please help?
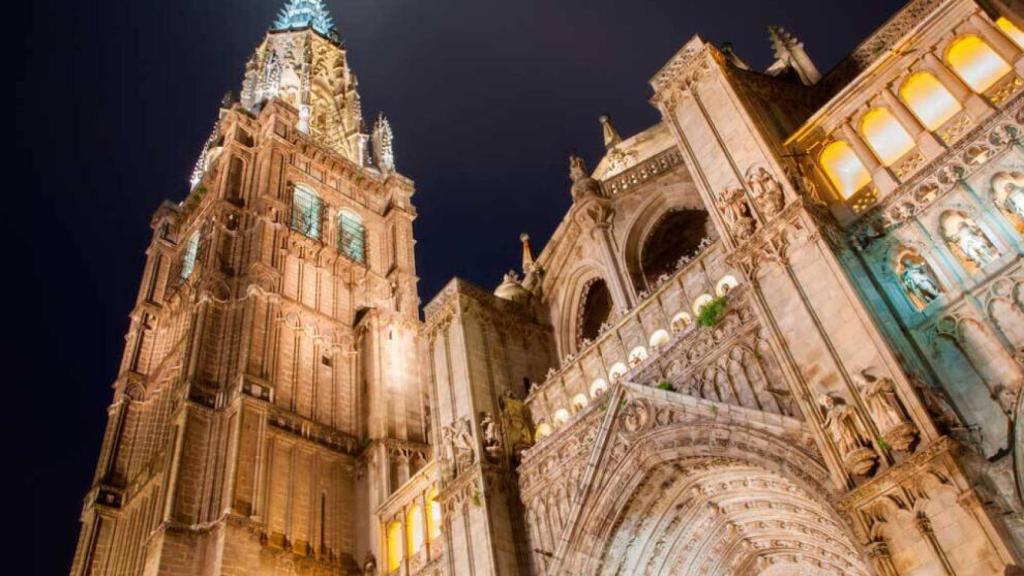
[70,1,1024,575]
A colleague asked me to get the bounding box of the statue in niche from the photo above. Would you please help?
[819,393,877,476]
[908,372,961,434]
[992,172,1024,223]
[748,167,785,217]
[717,186,757,237]
[950,221,999,269]
[899,255,941,308]
[480,412,502,462]
[856,369,917,452]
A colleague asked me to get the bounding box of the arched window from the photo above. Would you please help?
[426,488,441,541]
[649,329,671,348]
[860,108,915,165]
[291,185,322,239]
[899,72,963,130]
[637,209,710,288]
[553,408,571,426]
[180,231,200,281]
[386,521,404,571]
[406,505,425,555]
[997,17,1024,50]
[337,210,366,263]
[819,141,871,199]
[589,378,608,398]
[535,422,553,441]
[571,393,589,411]
[946,35,1012,93]
[578,278,612,344]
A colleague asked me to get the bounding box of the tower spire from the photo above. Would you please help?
[272,0,338,40]
[598,114,622,149]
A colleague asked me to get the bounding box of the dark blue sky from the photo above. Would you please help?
[16,0,903,573]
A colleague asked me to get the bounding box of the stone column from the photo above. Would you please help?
[969,12,1022,73]
[916,512,956,575]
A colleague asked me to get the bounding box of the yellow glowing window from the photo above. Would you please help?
[427,488,442,541]
[387,521,404,571]
[997,17,1024,50]
[406,505,425,555]
[860,108,915,166]
[899,72,963,130]
[946,35,1012,93]
[820,141,871,199]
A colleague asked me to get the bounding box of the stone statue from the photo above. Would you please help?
[569,154,604,201]
[993,172,1024,220]
[819,394,877,476]
[900,257,941,306]
[857,369,917,452]
[500,390,534,454]
[953,222,999,268]
[444,417,475,474]
[717,187,757,237]
[748,167,785,217]
[908,372,961,434]
[480,412,502,462]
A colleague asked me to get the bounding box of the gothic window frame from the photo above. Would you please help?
[337,209,366,264]
[291,184,323,240]
[180,231,200,282]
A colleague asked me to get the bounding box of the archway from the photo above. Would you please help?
[639,209,709,289]
[578,278,613,344]
[562,422,869,576]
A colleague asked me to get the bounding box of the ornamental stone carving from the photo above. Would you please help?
[747,166,785,218]
[443,416,475,475]
[819,394,877,476]
[480,412,503,462]
[899,254,941,308]
[717,186,757,238]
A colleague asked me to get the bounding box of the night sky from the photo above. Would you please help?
[17,0,904,573]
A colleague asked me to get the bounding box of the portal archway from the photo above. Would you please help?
[562,423,869,576]
[637,209,709,290]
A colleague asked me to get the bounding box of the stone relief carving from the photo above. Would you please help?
[856,369,917,452]
[946,219,1000,270]
[819,393,877,476]
[442,416,475,475]
[747,166,785,218]
[717,186,757,238]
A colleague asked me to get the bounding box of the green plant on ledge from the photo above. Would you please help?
[697,295,729,327]
[655,380,674,392]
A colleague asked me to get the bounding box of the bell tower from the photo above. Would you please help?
[70,2,426,575]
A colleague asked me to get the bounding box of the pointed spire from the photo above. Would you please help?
[598,114,622,149]
[520,233,534,273]
[767,25,821,85]
[272,0,338,40]
[372,113,395,173]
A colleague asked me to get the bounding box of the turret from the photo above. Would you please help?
[766,25,821,85]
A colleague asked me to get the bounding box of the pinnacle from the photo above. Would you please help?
[272,0,338,40]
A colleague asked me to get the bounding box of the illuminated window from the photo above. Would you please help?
[426,488,442,541]
[386,521,404,571]
[692,294,714,315]
[860,108,915,165]
[553,408,571,425]
[670,312,692,332]
[608,362,628,383]
[292,185,322,239]
[337,210,366,263]
[406,505,424,555]
[820,141,871,199]
[589,378,608,398]
[899,72,963,130]
[180,231,199,281]
[946,35,1011,93]
[997,17,1024,50]
[535,422,553,441]
[715,275,739,296]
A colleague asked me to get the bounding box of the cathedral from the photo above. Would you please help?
[69,0,1024,574]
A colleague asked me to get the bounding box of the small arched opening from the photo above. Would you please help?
[638,209,709,290]
[577,278,613,345]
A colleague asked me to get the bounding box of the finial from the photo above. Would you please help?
[719,42,750,71]
[569,153,588,183]
[520,233,534,272]
[272,0,338,40]
[598,114,622,149]
[766,25,820,85]
[372,113,395,173]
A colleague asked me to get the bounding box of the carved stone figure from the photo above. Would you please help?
[993,172,1024,220]
[900,256,941,307]
[480,412,503,462]
[908,372,961,434]
[717,187,757,237]
[569,154,604,201]
[952,222,999,268]
[857,369,917,452]
[500,390,534,455]
[362,552,377,575]
[444,417,475,473]
[748,167,785,217]
[819,394,877,475]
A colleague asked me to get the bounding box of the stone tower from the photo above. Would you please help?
[69,2,427,574]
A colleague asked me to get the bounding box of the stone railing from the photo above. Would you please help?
[525,240,743,433]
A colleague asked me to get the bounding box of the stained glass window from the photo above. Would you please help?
[337,210,365,263]
[180,231,199,281]
[291,186,322,239]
